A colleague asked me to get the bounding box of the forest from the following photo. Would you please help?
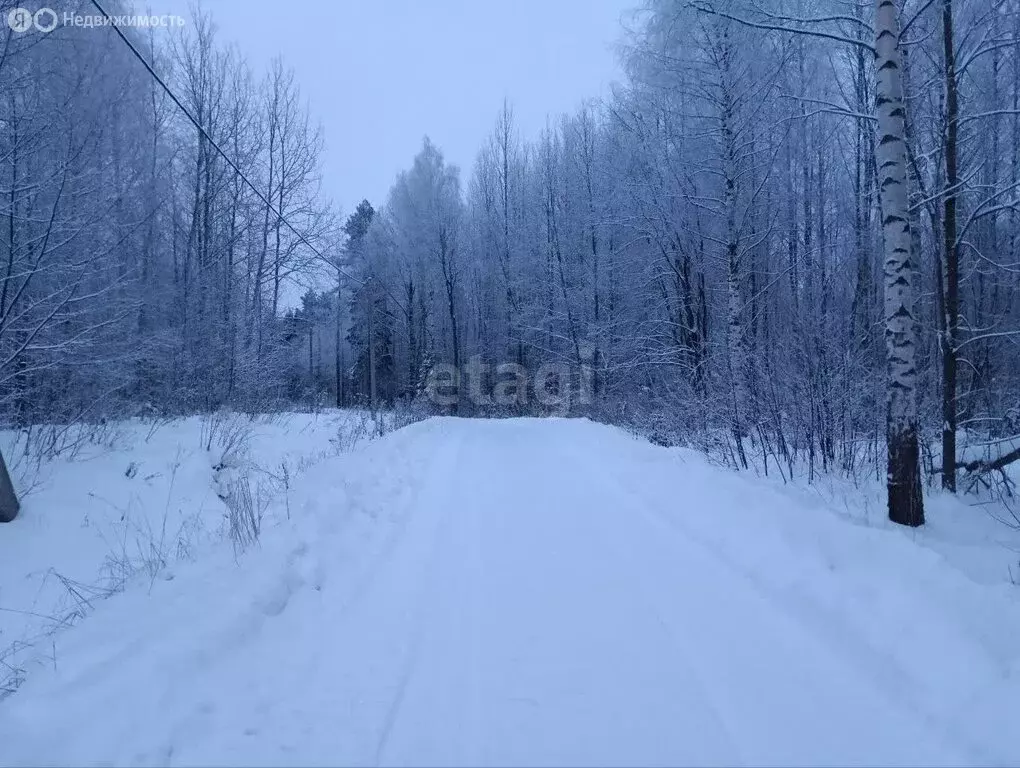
[2,0,1019,526]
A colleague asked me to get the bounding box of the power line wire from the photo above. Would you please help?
[87,0,361,286]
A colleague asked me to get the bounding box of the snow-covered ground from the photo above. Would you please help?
[0,409,384,694]
[2,416,1019,765]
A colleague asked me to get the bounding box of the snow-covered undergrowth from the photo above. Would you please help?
[0,416,1018,765]
[0,409,390,695]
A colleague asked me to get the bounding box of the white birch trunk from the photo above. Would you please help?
[874,0,924,525]
[720,25,748,469]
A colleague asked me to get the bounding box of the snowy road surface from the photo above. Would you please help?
[3,418,1017,766]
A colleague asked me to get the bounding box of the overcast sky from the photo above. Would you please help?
[155,0,628,216]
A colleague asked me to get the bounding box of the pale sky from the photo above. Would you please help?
[153,0,628,216]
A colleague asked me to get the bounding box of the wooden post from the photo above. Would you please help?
[0,448,19,522]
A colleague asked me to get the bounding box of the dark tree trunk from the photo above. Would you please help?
[941,0,959,492]
[888,423,925,526]
[335,281,343,408]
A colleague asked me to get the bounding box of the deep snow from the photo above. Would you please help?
[2,416,1019,766]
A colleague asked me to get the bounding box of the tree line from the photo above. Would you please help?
[323,0,1019,524]
[0,0,335,426]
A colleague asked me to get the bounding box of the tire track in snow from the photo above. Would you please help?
[523,437,746,766]
[369,429,467,766]
[469,421,746,766]
[573,491,748,765]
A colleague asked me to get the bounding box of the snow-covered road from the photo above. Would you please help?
[3,418,1017,766]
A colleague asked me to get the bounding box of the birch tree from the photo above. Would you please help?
[875,0,924,525]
